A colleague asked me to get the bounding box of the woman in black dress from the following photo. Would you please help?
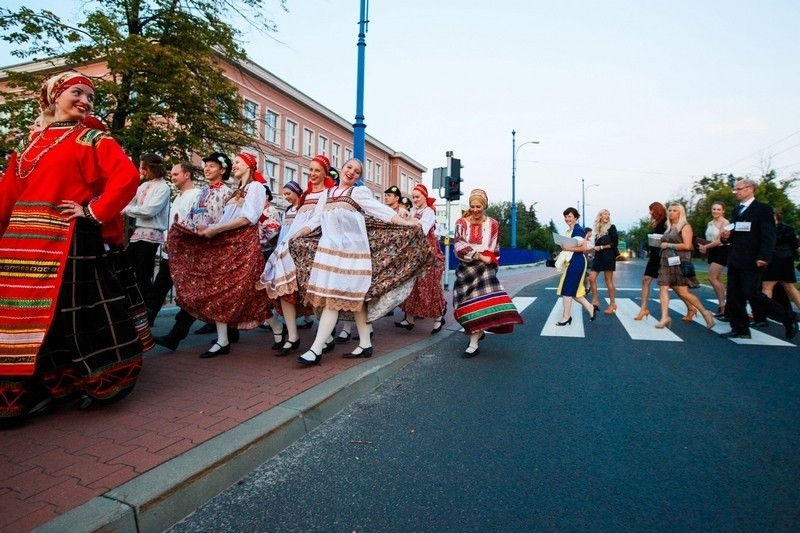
[761,211,800,309]
[635,202,667,320]
[588,208,619,315]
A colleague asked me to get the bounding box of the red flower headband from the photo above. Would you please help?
[236,152,265,183]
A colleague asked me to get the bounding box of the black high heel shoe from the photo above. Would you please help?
[276,338,301,357]
[431,316,445,334]
[199,342,231,358]
[271,323,288,350]
[343,346,373,359]
[555,317,572,326]
[394,315,414,330]
[297,349,321,366]
[590,308,598,322]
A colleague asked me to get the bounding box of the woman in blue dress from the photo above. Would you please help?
[555,207,598,325]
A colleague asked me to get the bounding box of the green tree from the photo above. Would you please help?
[0,0,287,163]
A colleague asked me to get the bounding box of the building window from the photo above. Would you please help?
[332,142,341,168]
[285,119,298,152]
[318,135,328,156]
[285,165,297,188]
[243,99,258,137]
[345,147,353,162]
[265,110,279,145]
[375,162,382,186]
[303,128,313,158]
[366,159,373,182]
[265,160,278,192]
[302,169,310,189]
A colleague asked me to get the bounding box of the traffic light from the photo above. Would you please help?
[447,157,462,201]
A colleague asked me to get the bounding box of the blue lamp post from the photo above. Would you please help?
[353,0,369,162]
[511,130,539,248]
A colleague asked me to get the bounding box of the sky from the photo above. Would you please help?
[2,0,800,231]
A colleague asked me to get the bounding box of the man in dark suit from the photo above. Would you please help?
[720,178,797,339]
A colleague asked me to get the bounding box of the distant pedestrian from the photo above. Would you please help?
[453,189,524,358]
[697,201,729,319]
[124,153,171,299]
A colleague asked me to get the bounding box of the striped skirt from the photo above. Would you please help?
[453,262,524,335]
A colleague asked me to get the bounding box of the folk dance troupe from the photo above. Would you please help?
[0,70,527,427]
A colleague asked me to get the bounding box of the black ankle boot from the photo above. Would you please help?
[154,314,192,351]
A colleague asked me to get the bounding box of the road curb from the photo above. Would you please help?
[35,325,460,532]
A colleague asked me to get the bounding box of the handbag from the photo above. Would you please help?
[680,260,695,277]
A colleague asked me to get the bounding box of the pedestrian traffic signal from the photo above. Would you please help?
[447,157,462,201]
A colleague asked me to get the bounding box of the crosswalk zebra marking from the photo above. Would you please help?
[512,297,536,314]
[615,298,682,342]
[540,299,587,338]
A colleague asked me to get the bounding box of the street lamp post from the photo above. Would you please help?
[511,130,539,248]
[581,177,599,222]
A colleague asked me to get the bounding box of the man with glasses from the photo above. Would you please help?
[719,178,796,339]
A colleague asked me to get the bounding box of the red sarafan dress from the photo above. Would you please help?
[0,121,149,426]
[400,206,446,318]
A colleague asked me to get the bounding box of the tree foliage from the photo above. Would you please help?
[0,0,288,163]
[485,201,558,253]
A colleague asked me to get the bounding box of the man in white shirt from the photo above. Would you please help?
[144,162,200,325]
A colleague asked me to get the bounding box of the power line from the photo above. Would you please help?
[717,129,800,171]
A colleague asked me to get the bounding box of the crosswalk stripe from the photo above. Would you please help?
[512,297,536,313]
[666,300,794,347]
[541,299,587,337]
[614,298,682,342]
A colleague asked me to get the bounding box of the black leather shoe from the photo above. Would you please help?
[431,317,445,334]
[461,346,480,358]
[322,339,336,354]
[154,334,180,351]
[343,346,373,359]
[719,330,751,339]
[394,319,414,330]
[751,321,769,328]
[276,338,301,356]
[199,342,230,358]
[335,330,351,343]
[271,323,288,350]
[194,323,215,335]
[784,320,797,340]
[297,349,321,366]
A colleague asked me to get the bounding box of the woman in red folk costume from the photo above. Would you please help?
[453,189,524,358]
[169,152,278,357]
[0,71,150,427]
[396,184,447,333]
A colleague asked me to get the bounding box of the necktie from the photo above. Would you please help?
[736,204,745,217]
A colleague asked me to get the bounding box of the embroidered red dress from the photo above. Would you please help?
[0,122,146,424]
[400,206,446,318]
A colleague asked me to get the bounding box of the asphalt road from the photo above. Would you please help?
[170,261,800,531]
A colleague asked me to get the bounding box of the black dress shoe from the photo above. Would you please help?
[322,339,336,354]
[154,334,180,351]
[431,317,445,334]
[335,330,351,343]
[297,349,321,366]
[271,323,288,350]
[784,320,797,340]
[394,319,414,330]
[343,346,373,359]
[719,330,751,339]
[276,338,301,356]
[194,323,215,335]
[199,342,231,358]
[461,346,480,358]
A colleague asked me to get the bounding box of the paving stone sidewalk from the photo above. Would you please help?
[0,264,556,532]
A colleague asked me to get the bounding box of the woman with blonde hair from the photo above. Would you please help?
[588,209,619,314]
[655,203,715,330]
[697,201,729,318]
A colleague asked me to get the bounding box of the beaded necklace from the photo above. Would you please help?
[16,121,81,180]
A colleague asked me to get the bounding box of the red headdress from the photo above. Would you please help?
[414,183,436,208]
[39,71,95,111]
[299,154,334,206]
[237,152,266,183]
